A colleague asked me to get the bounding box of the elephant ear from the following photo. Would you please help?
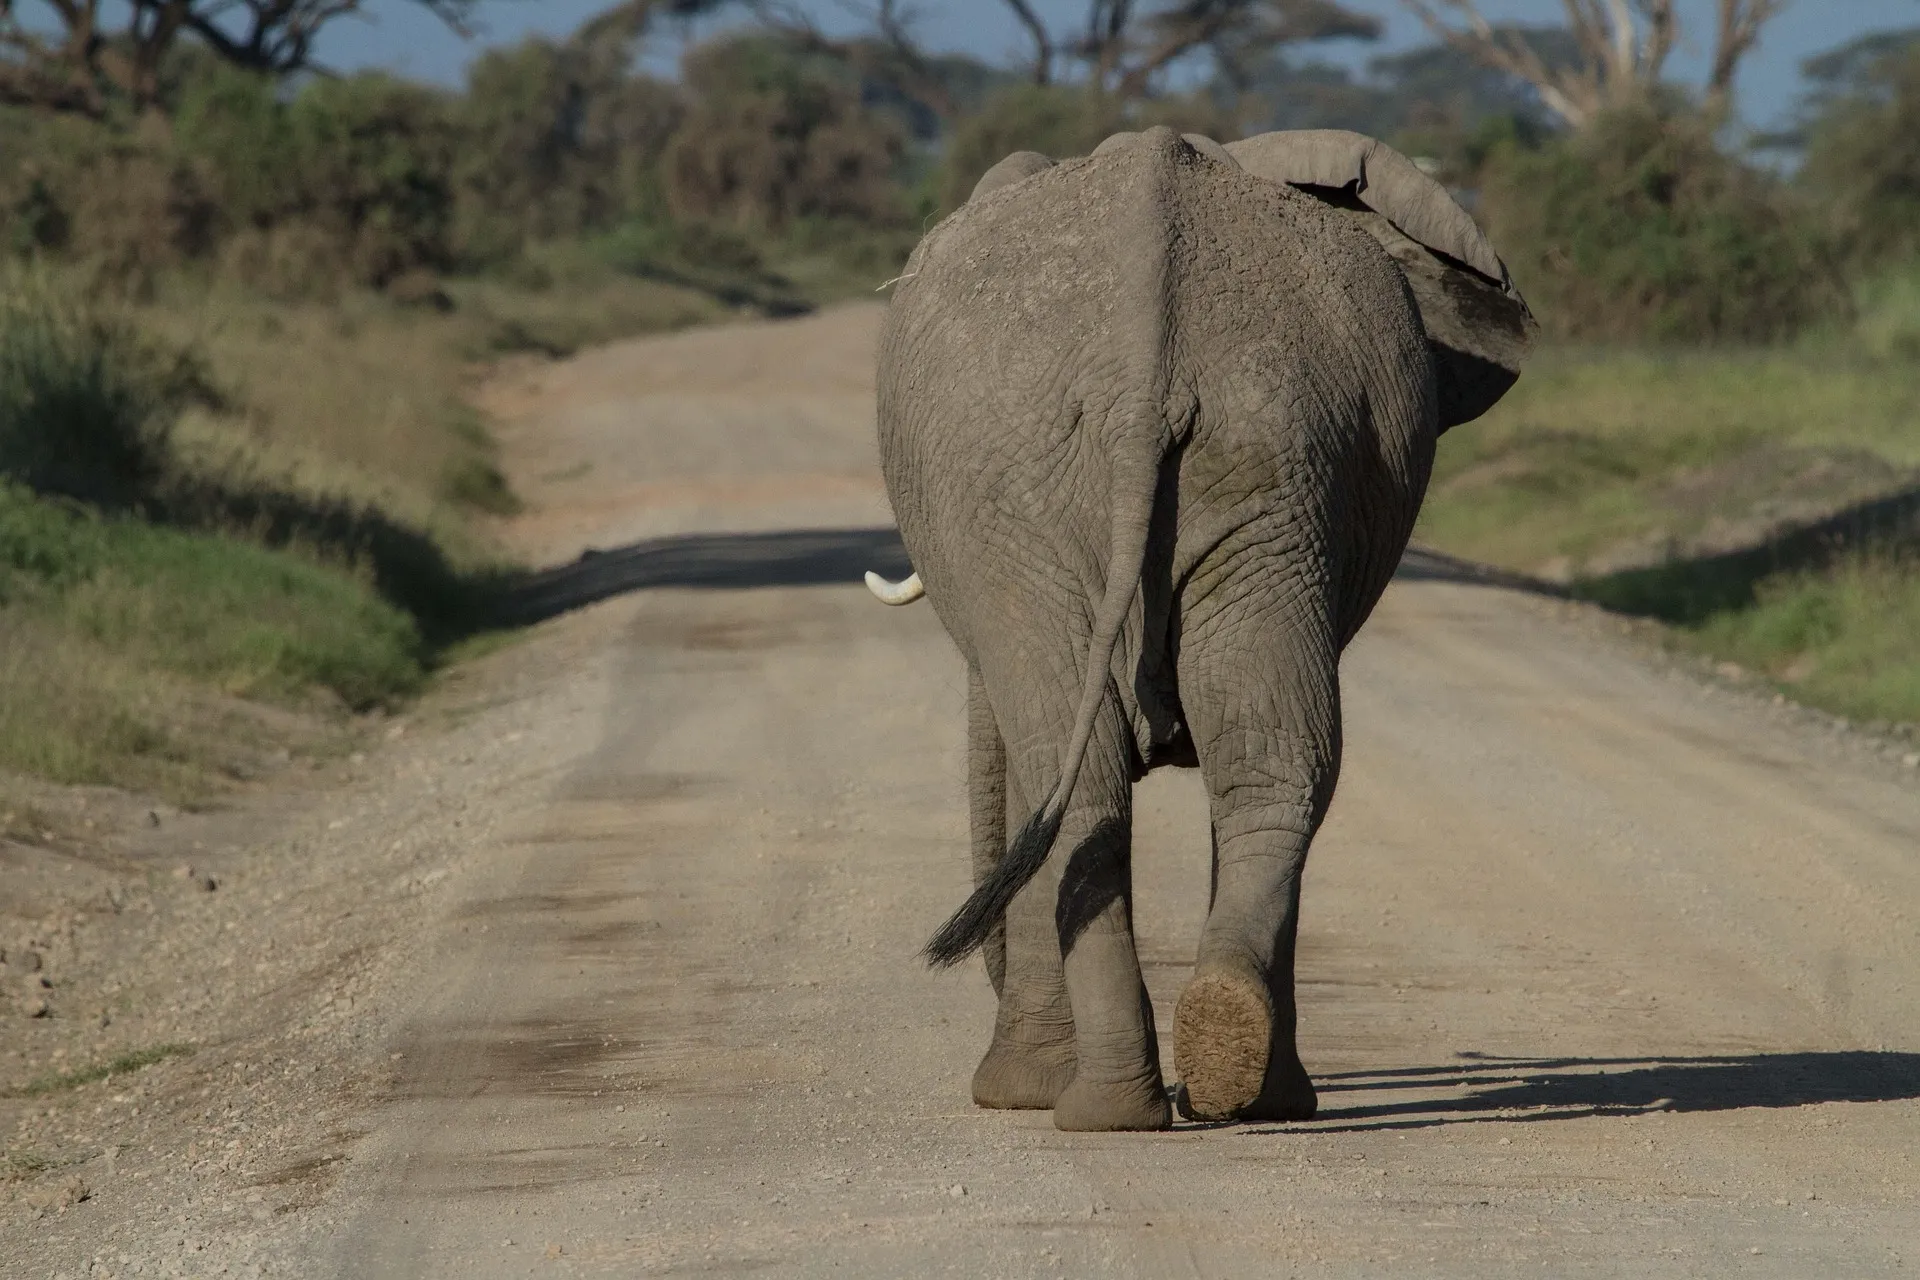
[970,150,1056,203]
[1224,128,1537,430]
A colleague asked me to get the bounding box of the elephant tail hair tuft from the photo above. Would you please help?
[923,806,1063,967]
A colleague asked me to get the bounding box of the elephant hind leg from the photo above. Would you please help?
[976,657,1168,1130]
[970,718,1077,1111]
[967,668,1008,996]
[1172,569,1340,1123]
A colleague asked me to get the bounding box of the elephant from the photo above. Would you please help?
[865,126,1535,1131]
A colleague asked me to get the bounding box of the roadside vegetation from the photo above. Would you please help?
[0,2,943,800]
[6,0,1920,799]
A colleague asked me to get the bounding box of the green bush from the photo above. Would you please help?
[1798,39,1920,269]
[1477,106,1846,343]
[453,35,684,263]
[173,68,459,288]
[0,268,215,507]
[663,33,907,231]
[0,108,217,287]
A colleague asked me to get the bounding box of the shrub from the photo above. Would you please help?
[286,74,459,286]
[1476,106,1846,343]
[663,33,907,231]
[0,108,217,288]
[1798,37,1920,269]
[0,267,216,507]
[453,36,684,262]
[172,69,459,288]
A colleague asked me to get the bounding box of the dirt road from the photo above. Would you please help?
[16,304,1915,1277]
[314,303,1920,1277]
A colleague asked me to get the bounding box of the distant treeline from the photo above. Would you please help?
[5,6,1920,345]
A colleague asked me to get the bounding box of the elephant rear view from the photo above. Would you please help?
[873,126,1533,1130]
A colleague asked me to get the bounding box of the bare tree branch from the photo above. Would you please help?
[1405,0,1596,124]
[1403,0,1780,129]
[998,0,1054,84]
[1707,0,1782,115]
[983,0,1377,101]
[0,0,481,113]
[1403,0,1688,127]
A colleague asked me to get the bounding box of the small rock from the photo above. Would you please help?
[24,1176,88,1212]
[948,1183,966,1198]
[21,949,42,972]
[544,1243,564,1259]
[200,875,218,892]
[173,864,194,880]
[26,997,50,1018]
[147,810,162,828]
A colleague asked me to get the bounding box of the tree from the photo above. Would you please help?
[453,10,687,255]
[662,30,906,230]
[1233,28,1576,140]
[992,0,1380,99]
[0,0,480,115]
[1399,0,1785,129]
[1795,28,1920,267]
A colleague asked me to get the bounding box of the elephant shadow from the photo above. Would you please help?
[489,526,915,626]
[488,529,1558,630]
[1248,1050,1920,1133]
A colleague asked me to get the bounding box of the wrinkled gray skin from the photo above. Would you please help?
[877,127,1534,1131]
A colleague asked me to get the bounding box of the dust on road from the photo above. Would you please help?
[20,304,1918,1277]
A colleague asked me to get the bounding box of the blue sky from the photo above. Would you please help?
[316,0,1918,130]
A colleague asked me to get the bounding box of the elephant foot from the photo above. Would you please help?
[972,1041,1076,1110]
[1052,1074,1172,1132]
[1175,1052,1316,1122]
[1171,965,1273,1121]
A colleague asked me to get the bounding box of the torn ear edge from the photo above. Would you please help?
[1289,180,1538,432]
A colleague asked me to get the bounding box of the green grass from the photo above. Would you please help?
[1419,343,1920,573]
[1584,554,1920,723]
[5,1043,194,1098]
[1,485,423,708]
[1419,289,1920,726]
[0,483,424,796]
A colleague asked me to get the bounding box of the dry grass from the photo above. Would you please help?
[0,248,830,801]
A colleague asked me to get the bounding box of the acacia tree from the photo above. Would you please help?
[0,0,480,114]
[1398,0,1785,128]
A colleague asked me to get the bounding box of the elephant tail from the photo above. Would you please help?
[923,445,1163,968]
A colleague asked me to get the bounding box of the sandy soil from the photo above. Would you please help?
[5,303,1918,1278]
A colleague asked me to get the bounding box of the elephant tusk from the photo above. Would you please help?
[864,570,925,605]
